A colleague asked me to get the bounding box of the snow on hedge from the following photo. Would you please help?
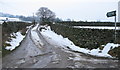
[5,32,25,51]
[40,25,120,58]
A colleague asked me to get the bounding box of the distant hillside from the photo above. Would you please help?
[0,12,39,22]
[0,12,19,18]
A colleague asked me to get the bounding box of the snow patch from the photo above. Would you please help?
[40,26,90,53]
[26,25,33,33]
[41,26,90,53]
[5,32,25,51]
[31,24,44,47]
[40,25,120,58]
[0,21,4,24]
[89,43,120,57]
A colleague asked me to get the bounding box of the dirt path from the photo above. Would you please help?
[2,25,119,68]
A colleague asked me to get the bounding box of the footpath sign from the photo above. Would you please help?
[106,11,116,17]
[106,10,117,43]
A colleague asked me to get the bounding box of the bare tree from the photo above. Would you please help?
[36,7,56,24]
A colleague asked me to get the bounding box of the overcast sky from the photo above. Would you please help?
[0,0,120,22]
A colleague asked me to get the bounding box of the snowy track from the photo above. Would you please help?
[2,24,119,68]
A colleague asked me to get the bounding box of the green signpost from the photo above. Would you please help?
[106,10,116,43]
[106,11,116,17]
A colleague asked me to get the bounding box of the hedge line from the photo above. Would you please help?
[50,23,120,50]
[56,21,120,26]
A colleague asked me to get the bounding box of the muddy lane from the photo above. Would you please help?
[2,24,119,68]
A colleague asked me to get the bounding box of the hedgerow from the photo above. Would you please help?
[50,22,120,50]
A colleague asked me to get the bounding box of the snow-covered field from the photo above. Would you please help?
[74,26,120,30]
[0,17,22,24]
[0,17,32,24]
[0,17,21,22]
[40,25,120,58]
[5,32,25,51]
